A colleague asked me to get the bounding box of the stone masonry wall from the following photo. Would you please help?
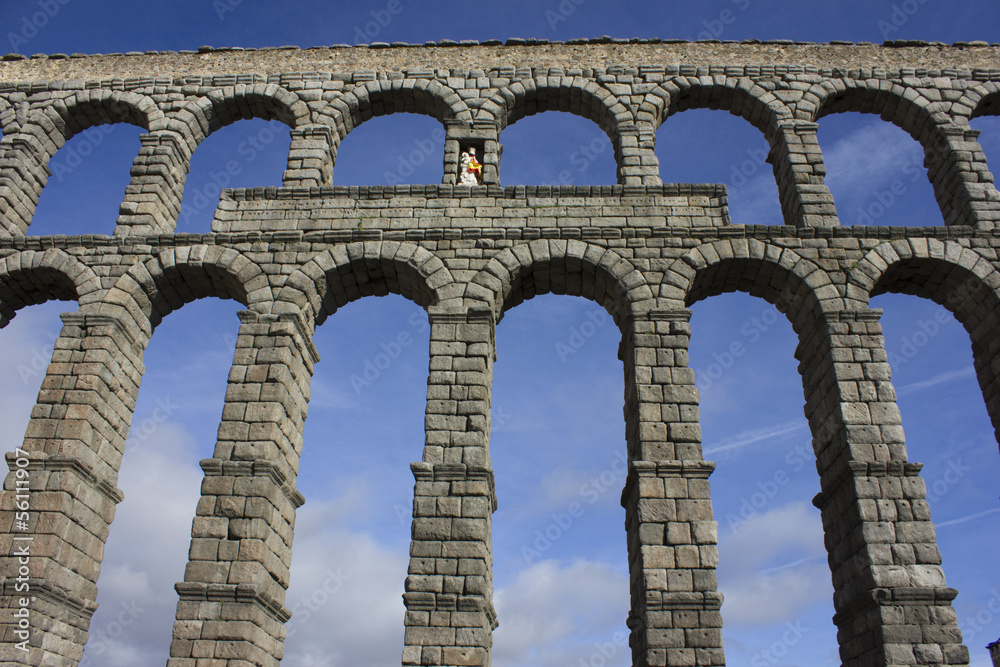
[0,41,998,667]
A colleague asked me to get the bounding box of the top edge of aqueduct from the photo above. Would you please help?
[1,39,999,82]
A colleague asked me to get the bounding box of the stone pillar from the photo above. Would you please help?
[444,121,499,186]
[0,312,143,666]
[797,309,968,667]
[770,120,839,227]
[924,125,1000,229]
[0,135,50,236]
[167,310,316,667]
[403,306,497,667]
[620,309,724,667]
[618,122,662,186]
[988,639,999,667]
[115,132,191,236]
[282,125,336,188]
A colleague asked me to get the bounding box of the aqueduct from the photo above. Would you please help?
[1,39,999,667]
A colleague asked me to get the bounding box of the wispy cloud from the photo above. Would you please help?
[822,118,923,196]
[897,366,976,395]
[703,420,806,457]
[936,507,1000,527]
[493,559,629,667]
[718,502,831,625]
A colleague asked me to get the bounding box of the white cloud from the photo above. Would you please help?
[702,420,807,459]
[280,511,408,667]
[897,366,976,395]
[79,425,412,667]
[82,422,204,666]
[718,502,832,626]
[822,119,923,196]
[0,303,65,453]
[493,559,630,667]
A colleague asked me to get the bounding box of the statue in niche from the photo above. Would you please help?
[459,147,483,185]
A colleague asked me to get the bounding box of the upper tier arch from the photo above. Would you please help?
[471,239,655,327]
[98,245,269,339]
[848,238,1000,440]
[318,80,471,144]
[640,76,792,137]
[0,249,101,327]
[661,239,843,331]
[275,241,458,330]
[168,84,310,152]
[484,77,629,144]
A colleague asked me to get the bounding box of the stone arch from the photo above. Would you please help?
[169,84,310,153]
[641,76,792,137]
[0,249,101,326]
[0,96,14,138]
[661,239,841,331]
[643,78,817,222]
[848,239,1000,440]
[953,81,1000,121]
[0,90,160,235]
[319,79,470,144]
[801,78,997,227]
[486,76,629,143]
[803,78,944,142]
[99,245,269,339]
[275,241,457,330]
[20,88,157,161]
[39,89,158,140]
[471,240,654,327]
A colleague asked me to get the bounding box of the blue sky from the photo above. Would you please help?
[2,2,999,666]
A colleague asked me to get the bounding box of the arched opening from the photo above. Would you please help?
[818,112,940,226]
[870,291,1000,650]
[79,296,241,665]
[689,291,839,666]
[177,119,291,231]
[29,123,144,236]
[334,112,445,186]
[499,112,617,187]
[0,301,66,454]
[656,108,782,225]
[969,113,1000,193]
[283,294,426,664]
[491,294,630,667]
